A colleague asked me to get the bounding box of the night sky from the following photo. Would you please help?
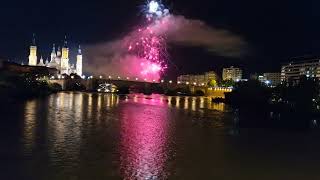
[0,0,319,78]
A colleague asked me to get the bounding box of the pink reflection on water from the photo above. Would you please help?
[127,94,167,106]
[119,100,169,179]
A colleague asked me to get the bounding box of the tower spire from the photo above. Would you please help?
[32,33,36,46]
[78,45,82,55]
[52,43,55,52]
[64,35,68,47]
[28,33,37,66]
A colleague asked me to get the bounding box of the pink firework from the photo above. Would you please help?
[126,26,168,82]
[121,0,170,82]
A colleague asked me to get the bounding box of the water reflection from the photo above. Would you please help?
[20,92,228,179]
[127,94,226,112]
[23,100,37,152]
[119,100,169,179]
[47,92,84,168]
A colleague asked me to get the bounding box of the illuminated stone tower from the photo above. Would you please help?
[28,34,37,66]
[50,44,56,62]
[57,46,61,57]
[76,45,82,76]
[60,36,69,74]
[37,56,45,66]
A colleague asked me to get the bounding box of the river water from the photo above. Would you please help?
[2,92,320,179]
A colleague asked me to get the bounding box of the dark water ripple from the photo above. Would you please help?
[1,92,320,179]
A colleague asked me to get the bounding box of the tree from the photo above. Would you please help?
[208,79,217,87]
[220,79,235,87]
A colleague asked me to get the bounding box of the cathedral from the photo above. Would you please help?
[28,35,83,76]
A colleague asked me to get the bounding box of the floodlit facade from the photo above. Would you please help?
[28,34,37,66]
[27,35,83,76]
[263,72,281,86]
[222,66,242,81]
[76,45,83,76]
[177,71,218,86]
[281,58,320,82]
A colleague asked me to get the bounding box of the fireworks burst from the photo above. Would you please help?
[144,0,169,20]
[125,0,169,81]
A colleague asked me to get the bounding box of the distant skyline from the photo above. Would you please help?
[1,0,320,78]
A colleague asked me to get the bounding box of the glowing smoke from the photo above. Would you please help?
[84,1,246,79]
[149,15,246,57]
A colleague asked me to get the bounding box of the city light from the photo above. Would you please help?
[161,80,164,83]
[169,80,172,84]
[71,76,74,79]
[99,75,103,79]
[177,81,181,84]
[108,76,112,79]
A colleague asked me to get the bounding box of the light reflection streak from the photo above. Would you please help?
[47,93,83,165]
[87,93,93,119]
[23,100,37,152]
[120,99,169,179]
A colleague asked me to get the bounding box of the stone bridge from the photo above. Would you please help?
[48,79,232,97]
[48,78,158,91]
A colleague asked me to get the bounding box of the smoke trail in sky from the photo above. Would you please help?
[84,1,246,79]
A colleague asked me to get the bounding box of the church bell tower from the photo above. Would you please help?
[60,36,69,74]
[28,34,37,66]
[76,45,83,76]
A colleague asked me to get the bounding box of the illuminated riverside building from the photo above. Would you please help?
[222,66,242,81]
[251,72,281,86]
[27,35,83,76]
[177,71,218,86]
[263,73,281,86]
[281,57,320,83]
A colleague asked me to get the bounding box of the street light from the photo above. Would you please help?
[169,80,172,84]
[99,75,103,79]
[161,80,164,83]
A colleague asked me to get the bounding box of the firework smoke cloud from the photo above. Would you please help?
[85,0,246,79]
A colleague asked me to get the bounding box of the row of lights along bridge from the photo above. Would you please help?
[40,74,213,86]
